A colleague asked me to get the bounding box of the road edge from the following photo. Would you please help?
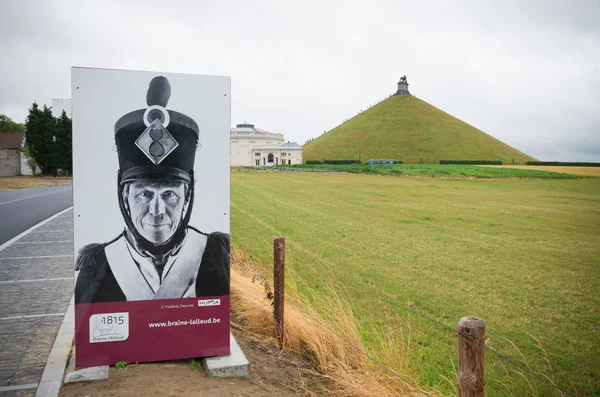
[0,206,73,252]
[0,206,74,397]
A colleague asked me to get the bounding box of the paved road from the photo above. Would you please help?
[0,185,73,245]
[0,209,73,396]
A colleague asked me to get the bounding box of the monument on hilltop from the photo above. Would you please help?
[394,75,411,96]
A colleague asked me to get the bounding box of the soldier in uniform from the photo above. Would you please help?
[74,76,229,304]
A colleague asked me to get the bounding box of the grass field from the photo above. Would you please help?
[303,95,537,164]
[267,163,584,179]
[0,176,73,191]
[482,165,600,178]
[231,172,600,396]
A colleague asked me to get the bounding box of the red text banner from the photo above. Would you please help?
[75,296,230,367]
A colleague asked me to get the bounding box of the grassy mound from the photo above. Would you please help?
[303,96,537,164]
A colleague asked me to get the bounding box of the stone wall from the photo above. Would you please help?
[0,148,21,176]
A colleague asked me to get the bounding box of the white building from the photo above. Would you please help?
[230,123,302,166]
[51,98,72,118]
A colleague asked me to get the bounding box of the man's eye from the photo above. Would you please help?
[163,191,177,199]
[139,191,152,198]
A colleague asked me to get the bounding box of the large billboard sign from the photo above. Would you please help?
[72,67,231,366]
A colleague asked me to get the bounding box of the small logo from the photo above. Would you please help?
[89,312,129,343]
[135,119,178,165]
[198,299,221,307]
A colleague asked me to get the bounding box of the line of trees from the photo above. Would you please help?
[0,114,25,132]
[24,103,72,175]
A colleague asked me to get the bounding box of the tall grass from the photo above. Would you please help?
[230,244,443,397]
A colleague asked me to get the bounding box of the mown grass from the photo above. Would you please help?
[230,172,600,396]
[482,165,600,178]
[302,95,537,164]
[261,163,581,179]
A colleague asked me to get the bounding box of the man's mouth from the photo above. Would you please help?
[144,223,170,228]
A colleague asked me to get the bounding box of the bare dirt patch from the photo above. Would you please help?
[0,176,73,191]
[59,329,337,397]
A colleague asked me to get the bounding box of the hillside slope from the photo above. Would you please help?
[303,96,537,164]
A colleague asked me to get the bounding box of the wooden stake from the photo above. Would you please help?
[273,237,285,347]
[458,316,486,397]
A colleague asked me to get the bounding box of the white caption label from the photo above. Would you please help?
[198,298,221,307]
[89,312,129,343]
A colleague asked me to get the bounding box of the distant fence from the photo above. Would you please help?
[440,160,503,165]
[526,161,600,167]
[268,237,574,397]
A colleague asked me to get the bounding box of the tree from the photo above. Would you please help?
[0,114,25,132]
[56,110,72,174]
[41,105,59,176]
[24,103,57,174]
[24,103,73,176]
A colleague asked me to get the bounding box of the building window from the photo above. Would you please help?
[268,153,274,163]
[288,160,291,165]
[255,152,260,156]
[281,152,286,156]
[255,159,260,166]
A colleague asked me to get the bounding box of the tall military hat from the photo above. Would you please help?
[114,76,199,255]
[114,76,199,184]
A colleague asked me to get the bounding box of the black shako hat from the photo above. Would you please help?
[114,76,199,184]
[114,76,199,256]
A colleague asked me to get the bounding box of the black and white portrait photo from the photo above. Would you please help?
[72,69,231,304]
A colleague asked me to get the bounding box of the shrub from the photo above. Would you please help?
[323,159,361,165]
[305,160,323,165]
[440,160,502,165]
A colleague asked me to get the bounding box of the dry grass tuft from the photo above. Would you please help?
[0,176,72,191]
[230,244,439,397]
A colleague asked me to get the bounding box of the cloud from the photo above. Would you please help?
[1,0,599,161]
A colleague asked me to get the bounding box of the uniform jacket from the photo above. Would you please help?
[75,228,229,304]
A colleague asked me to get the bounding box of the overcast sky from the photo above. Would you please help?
[1,0,599,161]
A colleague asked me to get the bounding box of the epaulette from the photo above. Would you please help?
[210,231,230,253]
[75,232,124,271]
[187,227,230,254]
[75,243,104,271]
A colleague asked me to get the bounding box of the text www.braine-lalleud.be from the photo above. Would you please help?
[148,317,221,328]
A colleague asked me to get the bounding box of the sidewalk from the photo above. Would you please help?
[0,209,73,397]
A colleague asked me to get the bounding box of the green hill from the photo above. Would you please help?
[303,95,537,164]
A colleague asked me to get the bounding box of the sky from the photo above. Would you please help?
[1,0,599,161]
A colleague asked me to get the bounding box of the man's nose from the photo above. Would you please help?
[149,196,166,216]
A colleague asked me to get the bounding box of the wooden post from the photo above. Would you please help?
[273,237,285,347]
[458,316,485,397]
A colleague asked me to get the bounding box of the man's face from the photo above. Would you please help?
[125,180,187,244]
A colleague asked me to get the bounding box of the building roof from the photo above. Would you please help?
[252,142,302,151]
[0,132,24,149]
[280,141,301,148]
[231,123,271,134]
[231,136,283,141]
